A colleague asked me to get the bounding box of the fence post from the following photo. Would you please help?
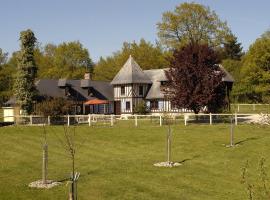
[88,114,91,126]
[67,115,70,126]
[135,115,138,127]
[184,114,187,126]
[230,117,234,147]
[48,116,50,125]
[237,104,240,112]
[209,113,212,125]
[30,115,33,125]
[110,115,114,126]
[235,113,238,125]
[159,115,162,126]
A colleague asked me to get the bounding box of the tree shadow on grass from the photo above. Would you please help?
[235,137,261,145]
[176,155,200,164]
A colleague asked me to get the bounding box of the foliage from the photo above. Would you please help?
[0,49,14,105]
[165,43,226,113]
[93,39,169,81]
[157,2,231,49]
[13,29,37,114]
[0,64,15,105]
[35,97,73,117]
[0,48,8,66]
[241,158,269,200]
[221,59,243,102]
[222,59,242,79]
[239,32,270,103]
[133,101,149,114]
[222,34,243,60]
[36,41,93,79]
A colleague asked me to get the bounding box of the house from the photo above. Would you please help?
[4,74,115,117]
[110,55,234,114]
[3,55,234,119]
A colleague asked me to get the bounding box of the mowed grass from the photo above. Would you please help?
[0,122,270,200]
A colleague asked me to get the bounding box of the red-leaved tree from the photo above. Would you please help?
[165,43,227,113]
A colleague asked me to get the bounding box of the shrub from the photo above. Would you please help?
[133,101,149,114]
[35,98,73,117]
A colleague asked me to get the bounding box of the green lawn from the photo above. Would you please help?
[0,122,270,200]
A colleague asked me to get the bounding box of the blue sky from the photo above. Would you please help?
[0,0,269,62]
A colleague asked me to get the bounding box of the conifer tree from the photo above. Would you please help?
[13,29,37,114]
[223,34,243,60]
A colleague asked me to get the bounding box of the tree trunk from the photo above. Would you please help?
[42,143,48,184]
[167,126,172,163]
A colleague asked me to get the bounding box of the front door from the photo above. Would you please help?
[114,101,121,115]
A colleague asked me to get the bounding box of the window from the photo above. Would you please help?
[126,101,131,110]
[139,85,143,96]
[171,102,177,109]
[121,86,125,95]
[88,87,94,96]
[65,86,71,96]
[150,100,158,109]
[161,81,167,86]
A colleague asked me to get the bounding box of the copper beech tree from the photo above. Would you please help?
[165,43,227,114]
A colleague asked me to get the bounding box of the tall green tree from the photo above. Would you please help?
[0,49,13,105]
[93,39,169,81]
[222,34,243,60]
[36,41,93,79]
[238,31,270,103]
[13,29,37,114]
[157,2,231,49]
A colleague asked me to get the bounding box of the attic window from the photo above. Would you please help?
[161,81,167,86]
[121,86,125,95]
[88,88,93,96]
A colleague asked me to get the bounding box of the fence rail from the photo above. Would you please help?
[231,103,270,113]
[0,113,268,127]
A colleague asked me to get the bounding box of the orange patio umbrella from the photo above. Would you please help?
[84,99,109,105]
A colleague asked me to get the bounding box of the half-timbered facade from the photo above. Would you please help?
[110,55,234,114]
[111,55,152,114]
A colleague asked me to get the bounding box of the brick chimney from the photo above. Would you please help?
[84,72,91,80]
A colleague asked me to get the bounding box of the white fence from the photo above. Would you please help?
[231,104,270,113]
[0,113,267,127]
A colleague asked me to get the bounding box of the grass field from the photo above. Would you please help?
[0,122,270,200]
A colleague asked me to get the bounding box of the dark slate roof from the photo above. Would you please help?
[144,66,234,99]
[38,79,113,101]
[219,65,234,82]
[4,79,114,106]
[144,69,168,100]
[80,79,91,88]
[111,55,152,85]
[58,79,67,87]
[144,68,168,82]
